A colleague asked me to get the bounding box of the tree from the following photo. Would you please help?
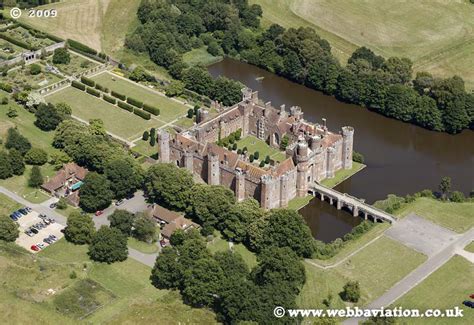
[132,212,157,242]
[64,211,95,244]
[142,130,149,141]
[8,149,25,175]
[105,158,142,199]
[0,151,13,179]
[450,191,465,203]
[5,128,31,155]
[34,103,63,131]
[348,47,384,70]
[413,95,443,131]
[24,148,48,165]
[56,197,68,209]
[29,63,41,75]
[280,134,290,151]
[88,119,107,136]
[187,108,194,118]
[439,176,451,200]
[165,80,185,97]
[108,210,135,236]
[341,281,361,302]
[383,84,417,122]
[382,57,412,84]
[28,166,43,187]
[442,97,470,134]
[0,215,19,242]
[88,226,128,263]
[52,47,70,64]
[222,198,263,242]
[144,163,194,210]
[261,209,315,257]
[214,250,249,280]
[150,246,182,289]
[6,106,17,118]
[79,172,113,212]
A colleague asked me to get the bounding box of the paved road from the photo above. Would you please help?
[0,186,158,267]
[344,227,474,325]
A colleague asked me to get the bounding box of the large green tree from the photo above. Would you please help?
[52,47,70,64]
[28,166,43,187]
[79,172,113,212]
[0,151,13,179]
[64,211,95,244]
[222,198,263,242]
[88,226,128,263]
[132,212,156,242]
[34,103,64,131]
[108,209,135,236]
[5,128,31,155]
[150,246,182,289]
[8,149,25,176]
[105,158,142,199]
[24,148,48,165]
[0,215,20,242]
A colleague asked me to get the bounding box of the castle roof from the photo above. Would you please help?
[273,158,295,177]
[204,143,240,169]
[236,160,269,179]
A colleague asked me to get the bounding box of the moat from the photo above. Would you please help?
[209,58,474,243]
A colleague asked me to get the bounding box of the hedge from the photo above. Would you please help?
[0,82,13,93]
[118,101,134,112]
[0,34,33,50]
[127,97,143,108]
[103,94,116,105]
[67,39,97,55]
[81,76,95,87]
[111,91,126,101]
[16,21,64,42]
[143,104,160,116]
[95,83,109,93]
[133,109,151,120]
[71,80,86,91]
[86,87,101,97]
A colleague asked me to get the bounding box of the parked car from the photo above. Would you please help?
[30,245,40,252]
[25,230,34,237]
[43,237,52,244]
[18,208,28,215]
[115,199,124,206]
[95,210,104,216]
[37,243,46,249]
[25,207,32,212]
[13,211,22,219]
[470,294,474,299]
[50,234,58,241]
[48,218,55,224]
[30,228,39,234]
[49,202,57,209]
[10,214,18,221]
[463,300,474,308]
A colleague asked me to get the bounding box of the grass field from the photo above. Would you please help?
[236,135,286,163]
[131,139,158,158]
[127,237,158,254]
[251,0,474,90]
[298,236,426,308]
[393,255,474,324]
[320,162,365,188]
[90,72,189,122]
[46,87,163,141]
[396,197,474,233]
[0,193,21,216]
[183,47,223,67]
[288,195,314,211]
[465,242,474,253]
[0,239,217,324]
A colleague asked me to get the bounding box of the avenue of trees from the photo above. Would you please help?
[128,0,473,134]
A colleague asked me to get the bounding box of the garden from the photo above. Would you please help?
[0,26,56,50]
[0,39,24,60]
[53,51,100,77]
[0,64,63,90]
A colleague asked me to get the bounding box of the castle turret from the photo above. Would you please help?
[235,169,246,202]
[208,152,220,185]
[158,130,170,163]
[261,175,275,210]
[197,109,209,123]
[326,146,336,178]
[297,141,309,158]
[264,101,271,118]
[342,126,354,169]
[280,104,287,118]
[310,135,322,151]
[296,163,309,197]
[290,106,303,121]
[184,151,193,172]
[279,173,289,208]
[242,87,252,101]
[240,102,252,137]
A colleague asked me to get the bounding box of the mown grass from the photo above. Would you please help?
[127,237,158,254]
[207,232,257,269]
[0,193,22,216]
[392,255,474,324]
[320,162,365,188]
[465,241,474,254]
[183,47,223,67]
[131,139,158,158]
[287,195,314,211]
[236,135,286,163]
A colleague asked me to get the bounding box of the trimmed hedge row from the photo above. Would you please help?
[111,91,126,101]
[143,104,160,116]
[67,39,97,55]
[86,87,101,97]
[71,80,86,91]
[0,33,34,50]
[0,82,13,93]
[95,83,109,93]
[133,109,151,120]
[103,94,116,105]
[127,97,143,108]
[81,76,95,87]
[118,101,134,112]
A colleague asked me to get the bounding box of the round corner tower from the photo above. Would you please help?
[341,126,354,170]
[158,130,170,163]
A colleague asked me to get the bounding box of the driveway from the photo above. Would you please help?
[385,213,459,257]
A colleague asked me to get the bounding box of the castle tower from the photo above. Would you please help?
[326,147,336,178]
[240,102,252,137]
[264,101,271,118]
[279,173,289,208]
[296,141,310,197]
[184,151,193,172]
[208,153,220,185]
[242,87,252,101]
[342,126,354,169]
[198,109,209,123]
[261,175,275,210]
[310,135,322,151]
[158,130,170,163]
[279,104,287,118]
[235,169,246,202]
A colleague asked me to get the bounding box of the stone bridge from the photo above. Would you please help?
[309,183,396,223]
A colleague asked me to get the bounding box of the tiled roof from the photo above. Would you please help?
[236,160,269,179]
[41,163,88,193]
[273,158,295,177]
[204,143,239,168]
[149,204,182,223]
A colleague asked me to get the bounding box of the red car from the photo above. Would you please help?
[30,245,39,252]
[95,210,104,216]
[470,294,474,299]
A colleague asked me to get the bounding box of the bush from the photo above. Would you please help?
[353,151,365,164]
[81,76,95,87]
[52,48,70,64]
[0,82,13,93]
[0,215,19,242]
[419,189,434,198]
[95,83,109,93]
[259,160,265,167]
[450,191,465,203]
[142,131,149,141]
[111,91,126,101]
[143,104,160,116]
[187,109,193,118]
[67,39,98,55]
[103,94,116,105]
[127,97,143,108]
[117,101,133,112]
[86,87,101,97]
[254,151,260,160]
[25,148,48,165]
[29,63,41,75]
[56,197,68,210]
[133,109,151,120]
[341,281,361,302]
[249,154,254,162]
[71,80,86,91]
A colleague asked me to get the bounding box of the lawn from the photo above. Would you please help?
[251,0,474,90]
[53,51,100,77]
[91,72,189,122]
[299,236,426,308]
[46,86,164,141]
[236,135,287,163]
[0,164,55,204]
[127,237,158,254]
[396,197,474,233]
[0,239,217,324]
[131,139,158,158]
[288,195,313,211]
[0,193,22,216]
[392,255,474,324]
[183,46,223,67]
[207,232,257,269]
[320,162,365,188]
[464,241,474,254]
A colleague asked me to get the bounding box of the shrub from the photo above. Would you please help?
[0,82,13,93]
[71,80,86,90]
[86,87,101,97]
[232,143,237,150]
[95,83,109,93]
[1,96,9,105]
[265,155,270,164]
[111,91,126,101]
[450,191,465,203]
[142,131,149,141]
[133,109,151,120]
[56,197,68,210]
[81,76,95,87]
[67,39,98,55]
[341,281,361,302]
[237,149,242,154]
[259,161,265,167]
[353,151,365,164]
[143,104,160,116]
[25,148,48,165]
[52,48,70,64]
[419,189,434,198]
[187,109,193,118]
[254,151,260,160]
[249,154,254,162]
[103,94,116,105]
[118,101,133,112]
[127,97,143,108]
[29,63,41,75]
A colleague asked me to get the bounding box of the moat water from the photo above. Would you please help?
[209,58,474,242]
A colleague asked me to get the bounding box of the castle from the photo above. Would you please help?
[158,88,354,210]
